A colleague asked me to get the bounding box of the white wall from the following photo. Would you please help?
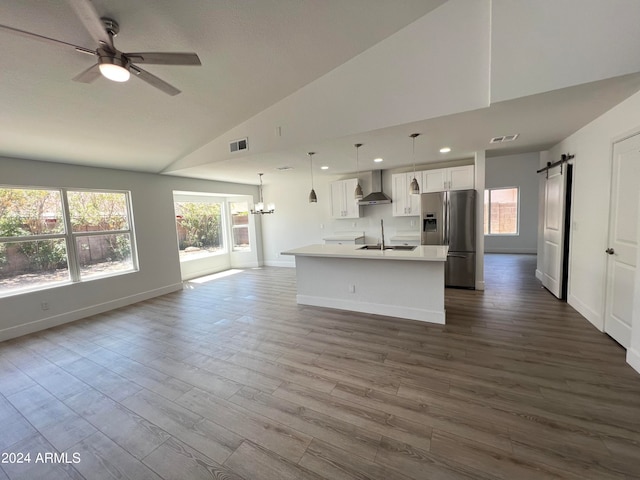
[490,0,640,102]
[484,152,540,254]
[262,169,418,267]
[261,161,479,268]
[0,156,259,341]
[540,90,640,335]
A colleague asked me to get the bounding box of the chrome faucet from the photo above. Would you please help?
[380,219,385,250]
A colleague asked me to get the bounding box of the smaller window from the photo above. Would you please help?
[230,202,251,252]
[484,187,519,235]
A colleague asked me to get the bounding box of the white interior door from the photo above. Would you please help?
[541,165,567,298]
[605,133,640,348]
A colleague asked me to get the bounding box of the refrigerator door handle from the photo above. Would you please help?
[447,253,468,258]
[445,193,451,244]
[441,195,446,245]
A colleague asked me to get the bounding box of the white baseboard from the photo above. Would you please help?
[475,280,485,291]
[567,293,604,331]
[627,347,640,375]
[535,269,543,282]
[0,283,183,342]
[264,260,296,268]
[296,294,445,325]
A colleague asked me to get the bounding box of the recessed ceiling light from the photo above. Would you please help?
[373,158,383,163]
[321,165,329,170]
[439,147,451,153]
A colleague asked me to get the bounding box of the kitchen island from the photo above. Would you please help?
[281,244,448,324]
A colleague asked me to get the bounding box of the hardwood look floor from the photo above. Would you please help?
[1,254,640,479]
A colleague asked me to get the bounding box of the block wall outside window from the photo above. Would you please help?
[230,201,250,252]
[484,187,519,235]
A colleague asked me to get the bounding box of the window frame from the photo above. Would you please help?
[484,186,520,236]
[0,185,138,297]
[174,197,228,261]
[228,200,251,253]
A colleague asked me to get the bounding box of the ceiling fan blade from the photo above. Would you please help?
[72,63,101,83]
[67,0,114,49]
[130,65,181,96]
[125,52,201,66]
[0,23,94,54]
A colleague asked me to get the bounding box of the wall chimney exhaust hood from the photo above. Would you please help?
[358,170,391,205]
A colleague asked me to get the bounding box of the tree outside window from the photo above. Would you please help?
[0,187,137,296]
[175,201,224,259]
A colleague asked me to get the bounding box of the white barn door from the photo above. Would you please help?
[541,165,568,298]
[605,134,640,347]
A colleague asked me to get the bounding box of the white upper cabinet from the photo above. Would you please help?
[330,178,361,219]
[422,168,448,193]
[423,165,474,192]
[447,165,475,190]
[391,172,421,217]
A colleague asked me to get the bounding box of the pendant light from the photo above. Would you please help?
[409,133,420,195]
[308,152,317,203]
[354,143,363,199]
[250,173,275,214]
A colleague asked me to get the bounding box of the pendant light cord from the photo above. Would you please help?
[411,133,419,177]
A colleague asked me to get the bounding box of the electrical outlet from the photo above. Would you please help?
[41,302,49,311]
[410,220,416,227]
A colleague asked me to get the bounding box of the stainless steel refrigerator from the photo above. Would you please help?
[420,190,476,288]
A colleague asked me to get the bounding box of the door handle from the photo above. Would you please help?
[605,248,615,255]
[447,253,467,258]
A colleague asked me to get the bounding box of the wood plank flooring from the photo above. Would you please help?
[1,254,640,479]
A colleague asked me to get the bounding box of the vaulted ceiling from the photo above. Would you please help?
[2,0,640,185]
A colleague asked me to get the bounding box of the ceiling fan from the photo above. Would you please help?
[0,0,201,96]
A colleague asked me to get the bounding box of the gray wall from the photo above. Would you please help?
[484,152,540,254]
[0,156,259,341]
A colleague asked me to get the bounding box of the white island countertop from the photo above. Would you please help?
[282,244,448,262]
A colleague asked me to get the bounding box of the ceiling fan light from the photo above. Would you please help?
[98,55,130,82]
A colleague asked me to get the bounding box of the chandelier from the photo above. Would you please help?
[250,173,275,214]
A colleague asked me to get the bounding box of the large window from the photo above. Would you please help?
[175,201,225,259]
[484,187,519,235]
[0,187,137,296]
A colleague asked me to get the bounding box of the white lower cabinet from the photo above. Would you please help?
[391,172,421,216]
[330,178,361,219]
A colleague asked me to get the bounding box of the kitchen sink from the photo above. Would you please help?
[358,245,416,251]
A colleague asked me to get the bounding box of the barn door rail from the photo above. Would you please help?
[537,153,574,179]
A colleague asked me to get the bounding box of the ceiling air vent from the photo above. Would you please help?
[490,134,519,144]
[229,137,248,153]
